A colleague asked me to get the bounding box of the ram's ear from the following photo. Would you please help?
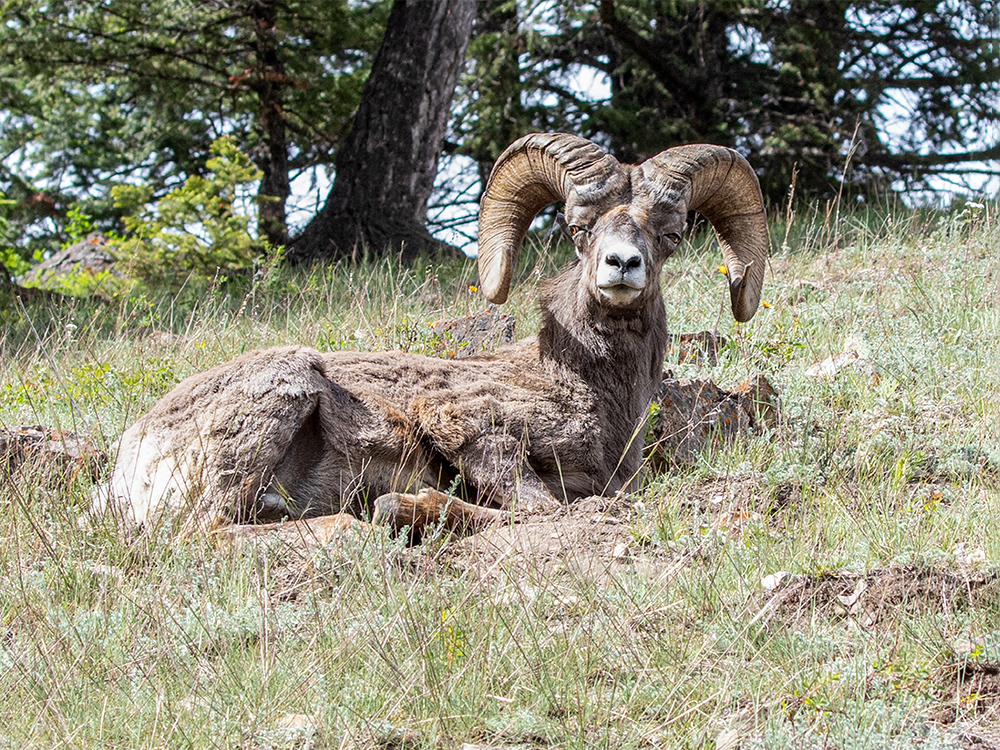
[554,213,585,259]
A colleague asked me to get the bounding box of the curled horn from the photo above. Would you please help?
[641,146,768,322]
[477,133,624,304]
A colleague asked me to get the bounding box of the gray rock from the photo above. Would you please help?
[646,373,780,468]
[19,233,121,288]
[428,306,515,358]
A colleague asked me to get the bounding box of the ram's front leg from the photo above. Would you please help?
[215,490,500,548]
[372,488,501,543]
[408,399,559,512]
[456,433,562,513]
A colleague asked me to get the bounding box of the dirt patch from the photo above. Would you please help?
[442,495,673,584]
[752,565,1000,630]
[666,475,797,536]
[931,663,1000,749]
[230,494,683,603]
[947,663,1000,719]
[952,728,1000,750]
[677,476,778,515]
[238,478,783,596]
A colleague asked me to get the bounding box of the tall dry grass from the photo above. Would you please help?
[0,199,997,748]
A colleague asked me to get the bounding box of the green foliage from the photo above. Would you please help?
[32,268,127,300]
[109,138,267,283]
[1,0,994,262]
[63,204,95,245]
[454,0,547,167]
[0,0,390,250]
[0,193,29,278]
[459,0,998,204]
[0,358,179,411]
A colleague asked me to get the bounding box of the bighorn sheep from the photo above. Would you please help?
[92,133,767,540]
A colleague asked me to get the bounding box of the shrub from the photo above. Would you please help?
[108,137,270,285]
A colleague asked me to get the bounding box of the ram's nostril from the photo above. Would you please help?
[605,251,642,272]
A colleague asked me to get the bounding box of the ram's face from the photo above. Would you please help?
[477,134,766,320]
[564,203,686,310]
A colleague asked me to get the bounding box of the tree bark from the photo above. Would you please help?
[289,0,475,262]
[0,260,12,303]
[465,0,525,190]
[248,0,290,247]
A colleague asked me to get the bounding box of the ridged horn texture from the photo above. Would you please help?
[641,146,768,322]
[478,133,624,304]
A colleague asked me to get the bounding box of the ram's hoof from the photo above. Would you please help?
[372,488,453,540]
[371,492,406,529]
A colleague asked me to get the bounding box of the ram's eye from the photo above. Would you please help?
[569,225,582,237]
[664,232,682,244]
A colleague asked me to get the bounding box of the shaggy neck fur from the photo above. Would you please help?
[539,262,667,380]
[537,261,668,485]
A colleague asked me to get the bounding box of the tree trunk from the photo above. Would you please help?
[0,259,12,303]
[289,0,475,263]
[249,0,290,247]
[465,0,525,190]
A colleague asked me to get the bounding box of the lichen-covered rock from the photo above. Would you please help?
[18,233,121,289]
[732,373,781,428]
[0,424,107,482]
[645,374,780,468]
[428,306,515,358]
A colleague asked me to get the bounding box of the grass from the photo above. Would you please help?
[1,198,998,748]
